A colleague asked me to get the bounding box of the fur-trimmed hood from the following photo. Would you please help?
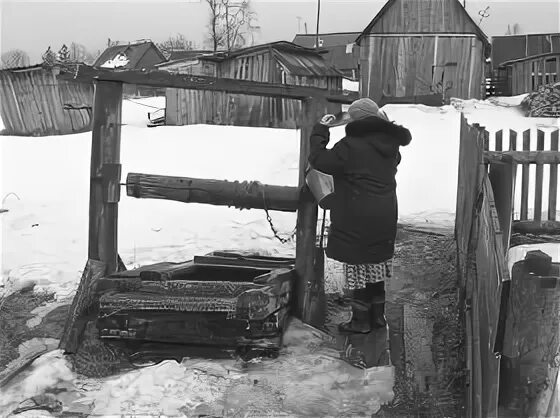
[346,116,412,145]
[345,116,411,158]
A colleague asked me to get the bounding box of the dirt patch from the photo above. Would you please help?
[377,229,466,418]
[0,290,57,370]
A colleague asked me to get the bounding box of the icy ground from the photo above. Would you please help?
[1,94,556,416]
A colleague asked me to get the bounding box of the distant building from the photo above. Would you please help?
[159,41,344,128]
[94,40,167,70]
[491,33,560,70]
[292,32,361,80]
[356,0,490,104]
[167,49,215,62]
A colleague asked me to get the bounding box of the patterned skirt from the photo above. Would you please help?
[325,255,393,293]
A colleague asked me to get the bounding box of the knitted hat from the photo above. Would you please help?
[348,98,382,121]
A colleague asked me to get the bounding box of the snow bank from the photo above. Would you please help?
[4,95,550,296]
[1,98,300,297]
[452,97,559,132]
[343,78,359,92]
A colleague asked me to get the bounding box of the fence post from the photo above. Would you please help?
[88,80,123,274]
[59,80,123,353]
[294,98,322,322]
[549,130,559,221]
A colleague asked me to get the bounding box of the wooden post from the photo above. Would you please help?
[294,98,323,321]
[126,173,300,212]
[59,80,123,353]
[535,130,545,221]
[549,130,559,221]
[89,80,123,274]
[520,130,531,220]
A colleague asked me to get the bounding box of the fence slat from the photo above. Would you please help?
[495,130,503,151]
[550,130,559,220]
[520,130,531,220]
[509,130,517,151]
[534,130,545,221]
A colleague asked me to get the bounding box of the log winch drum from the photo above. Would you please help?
[306,168,335,210]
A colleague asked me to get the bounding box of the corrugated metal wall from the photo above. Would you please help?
[0,67,93,136]
[165,50,342,129]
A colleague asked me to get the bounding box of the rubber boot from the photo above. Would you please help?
[368,282,387,329]
[338,299,371,334]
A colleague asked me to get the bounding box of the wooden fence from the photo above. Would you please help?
[500,53,560,95]
[456,115,509,417]
[484,128,560,231]
[457,117,560,417]
[0,66,93,136]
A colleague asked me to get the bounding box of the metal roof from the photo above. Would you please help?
[186,41,342,77]
[292,32,361,48]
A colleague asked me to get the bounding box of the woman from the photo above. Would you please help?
[308,98,411,334]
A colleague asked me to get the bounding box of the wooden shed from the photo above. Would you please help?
[355,0,490,103]
[0,64,93,136]
[498,52,560,96]
[160,42,343,128]
[491,33,560,72]
[292,32,361,80]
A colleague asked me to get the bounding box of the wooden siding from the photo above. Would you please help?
[0,67,93,136]
[366,0,484,35]
[506,53,560,95]
[166,51,342,128]
[360,35,485,102]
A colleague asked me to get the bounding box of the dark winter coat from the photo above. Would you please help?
[308,116,412,265]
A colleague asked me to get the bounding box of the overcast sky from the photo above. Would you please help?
[1,0,559,63]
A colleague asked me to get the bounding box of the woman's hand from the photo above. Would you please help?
[319,114,336,126]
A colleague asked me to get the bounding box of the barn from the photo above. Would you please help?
[160,41,344,128]
[355,0,490,104]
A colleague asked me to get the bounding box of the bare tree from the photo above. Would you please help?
[205,0,258,52]
[206,0,225,52]
[157,34,194,58]
[68,42,96,64]
[0,49,31,69]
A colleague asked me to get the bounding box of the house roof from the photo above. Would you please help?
[167,49,214,61]
[292,32,362,48]
[355,0,490,48]
[500,51,560,67]
[93,41,167,70]
[181,41,342,77]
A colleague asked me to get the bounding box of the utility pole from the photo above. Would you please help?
[315,0,321,50]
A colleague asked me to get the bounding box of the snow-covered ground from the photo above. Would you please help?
[1,94,557,416]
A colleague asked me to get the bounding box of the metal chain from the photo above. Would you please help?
[262,187,297,244]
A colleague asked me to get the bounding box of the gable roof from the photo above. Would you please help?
[93,41,167,70]
[355,0,489,47]
[156,41,343,78]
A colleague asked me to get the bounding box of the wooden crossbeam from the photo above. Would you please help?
[92,69,357,103]
[484,151,560,165]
